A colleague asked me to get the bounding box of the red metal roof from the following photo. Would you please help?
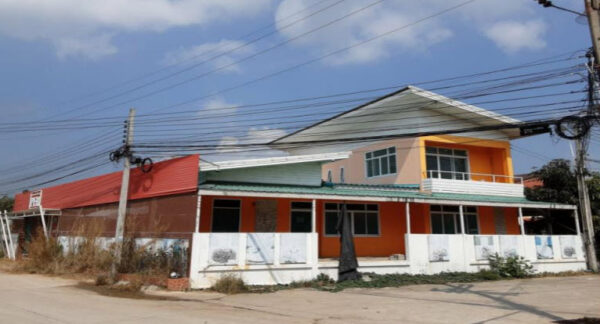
[13,155,199,211]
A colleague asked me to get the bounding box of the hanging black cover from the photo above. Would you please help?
[336,203,361,282]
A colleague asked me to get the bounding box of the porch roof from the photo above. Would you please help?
[198,182,576,210]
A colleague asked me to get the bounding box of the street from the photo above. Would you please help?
[0,273,598,323]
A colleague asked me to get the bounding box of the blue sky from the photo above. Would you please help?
[0,0,596,194]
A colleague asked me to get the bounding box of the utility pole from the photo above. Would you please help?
[586,0,600,61]
[112,108,136,277]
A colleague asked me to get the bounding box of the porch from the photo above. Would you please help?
[189,183,586,288]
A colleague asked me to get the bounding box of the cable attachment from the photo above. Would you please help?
[128,155,153,173]
[555,115,590,140]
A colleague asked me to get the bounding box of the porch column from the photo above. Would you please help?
[405,202,411,234]
[573,208,581,236]
[38,206,48,239]
[311,199,317,233]
[4,211,14,260]
[459,205,465,235]
[518,207,525,235]
[194,195,202,233]
[0,211,10,259]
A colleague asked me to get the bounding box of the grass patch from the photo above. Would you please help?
[211,274,248,294]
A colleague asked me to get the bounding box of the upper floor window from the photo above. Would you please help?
[365,147,397,178]
[327,170,333,182]
[340,167,345,183]
[426,147,469,180]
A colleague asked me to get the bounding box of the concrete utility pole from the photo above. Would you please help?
[586,0,600,61]
[112,108,136,276]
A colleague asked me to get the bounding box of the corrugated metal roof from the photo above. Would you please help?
[14,155,199,211]
[198,182,573,208]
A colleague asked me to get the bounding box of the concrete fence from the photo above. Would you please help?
[189,233,587,288]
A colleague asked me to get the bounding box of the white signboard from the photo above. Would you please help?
[246,233,274,264]
[428,235,449,261]
[500,236,520,257]
[280,233,307,264]
[474,236,495,260]
[209,233,239,265]
[535,235,554,259]
[559,236,577,259]
[28,190,42,209]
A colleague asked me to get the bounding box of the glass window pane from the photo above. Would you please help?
[454,149,467,157]
[426,147,437,154]
[440,157,453,179]
[367,160,373,177]
[325,212,338,235]
[366,204,378,211]
[430,205,441,211]
[374,159,380,176]
[353,212,367,235]
[426,155,438,178]
[214,199,240,208]
[366,214,379,235]
[291,202,312,209]
[340,168,345,183]
[388,147,396,153]
[454,158,467,173]
[373,149,387,157]
[381,156,389,174]
[443,214,456,234]
[325,203,338,210]
[444,205,459,212]
[466,206,477,213]
[366,152,372,159]
[439,148,452,155]
[347,204,365,211]
[389,155,397,173]
[291,211,311,232]
[431,213,443,234]
[466,214,479,234]
[212,208,240,232]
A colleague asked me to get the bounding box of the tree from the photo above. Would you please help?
[0,195,13,212]
[525,159,600,257]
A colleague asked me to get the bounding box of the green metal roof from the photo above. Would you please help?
[198,182,574,209]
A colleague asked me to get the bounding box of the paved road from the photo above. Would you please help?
[0,273,598,323]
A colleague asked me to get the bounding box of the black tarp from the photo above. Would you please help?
[336,203,361,282]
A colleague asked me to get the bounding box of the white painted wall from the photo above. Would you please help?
[189,233,587,288]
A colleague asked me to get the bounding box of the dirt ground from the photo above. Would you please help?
[0,271,598,323]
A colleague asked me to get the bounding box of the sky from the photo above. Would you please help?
[0,0,596,194]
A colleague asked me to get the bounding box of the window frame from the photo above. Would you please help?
[425,146,470,180]
[289,201,313,233]
[322,203,381,237]
[340,167,345,184]
[429,205,479,234]
[364,147,397,178]
[211,198,242,232]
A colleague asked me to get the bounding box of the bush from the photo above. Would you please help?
[212,274,247,294]
[21,229,63,273]
[488,253,534,278]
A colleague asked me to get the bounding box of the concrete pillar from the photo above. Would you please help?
[405,202,411,235]
[195,195,202,233]
[573,208,581,236]
[311,199,317,233]
[459,205,465,235]
[518,207,526,235]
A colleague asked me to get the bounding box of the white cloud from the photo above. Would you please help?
[484,20,547,54]
[274,0,545,64]
[246,127,287,144]
[0,0,272,60]
[200,97,240,117]
[216,127,287,154]
[163,40,254,73]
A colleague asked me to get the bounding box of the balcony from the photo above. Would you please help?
[421,171,524,197]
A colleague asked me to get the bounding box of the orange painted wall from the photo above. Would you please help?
[318,201,406,258]
[419,135,514,182]
[504,208,521,234]
[199,195,522,256]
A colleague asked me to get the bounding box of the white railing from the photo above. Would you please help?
[424,170,523,184]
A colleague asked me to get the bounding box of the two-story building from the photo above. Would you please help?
[5,86,587,289]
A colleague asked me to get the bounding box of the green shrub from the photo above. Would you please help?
[488,253,534,278]
[212,274,248,294]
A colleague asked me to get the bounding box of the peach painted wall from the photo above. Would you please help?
[322,137,422,185]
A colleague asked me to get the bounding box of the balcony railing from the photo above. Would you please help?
[424,170,523,184]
